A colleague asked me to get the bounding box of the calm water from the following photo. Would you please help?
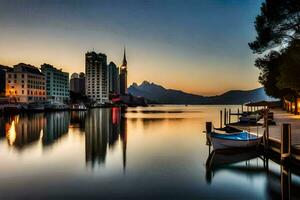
[0,105,300,199]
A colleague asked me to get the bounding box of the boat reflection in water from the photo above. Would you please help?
[205,150,300,199]
[205,149,262,184]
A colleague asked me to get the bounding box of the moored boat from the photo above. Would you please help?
[207,131,262,150]
[70,103,87,111]
[27,102,45,112]
[44,101,69,111]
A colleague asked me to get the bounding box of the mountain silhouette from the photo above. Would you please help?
[128,81,276,104]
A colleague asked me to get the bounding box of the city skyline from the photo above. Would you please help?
[0,0,263,95]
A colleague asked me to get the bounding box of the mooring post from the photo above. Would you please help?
[237,108,240,121]
[205,122,212,146]
[224,108,227,126]
[281,165,291,200]
[281,123,291,162]
[263,109,269,151]
[241,104,243,113]
[220,110,223,128]
[229,109,231,124]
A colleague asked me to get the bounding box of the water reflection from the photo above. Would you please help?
[1,106,300,199]
[2,109,127,170]
[70,111,86,129]
[205,150,300,199]
[5,114,45,149]
[42,112,69,146]
[85,108,127,169]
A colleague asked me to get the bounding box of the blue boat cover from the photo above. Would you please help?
[210,131,260,141]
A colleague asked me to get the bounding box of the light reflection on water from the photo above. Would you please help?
[0,105,299,199]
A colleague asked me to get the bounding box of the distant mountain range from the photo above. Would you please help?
[128,81,276,105]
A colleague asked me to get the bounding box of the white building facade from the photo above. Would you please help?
[6,63,46,103]
[85,52,109,104]
[41,63,69,103]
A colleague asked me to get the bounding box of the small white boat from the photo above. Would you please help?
[208,131,262,150]
[239,113,261,123]
[70,103,87,111]
[44,101,69,111]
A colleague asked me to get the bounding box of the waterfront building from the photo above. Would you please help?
[6,63,46,103]
[108,62,119,95]
[0,64,11,97]
[70,72,85,95]
[41,63,69,103]
[85,51,109,103]
[119,48,128,94]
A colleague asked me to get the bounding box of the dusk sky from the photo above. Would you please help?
[0,0,263,95]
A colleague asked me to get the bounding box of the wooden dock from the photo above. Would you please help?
[224,108,300,165]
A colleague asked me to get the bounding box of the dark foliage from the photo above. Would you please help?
[249,0,300,53]
[250,0,300,101]
[277,39,300,92]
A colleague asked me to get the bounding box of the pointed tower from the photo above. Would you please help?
[119,47,127,94]
[122,48,127,67]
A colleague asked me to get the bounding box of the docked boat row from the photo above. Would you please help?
[0,101,88,113]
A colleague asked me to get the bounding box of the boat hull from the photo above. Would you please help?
[210,136,261,150]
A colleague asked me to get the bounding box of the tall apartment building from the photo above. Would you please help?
[6,63,46,103]
[85,52,109,103]
[70,72,85,95]
[41,63,69,103]
[108,62,119,95]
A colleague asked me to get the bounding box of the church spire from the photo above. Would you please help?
[122,47,127,67]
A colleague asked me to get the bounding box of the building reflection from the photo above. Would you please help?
[70,111,86,130]
[3,112,70,150]
[42,112,70,146]
[0,116,7,139]
[2,109,127,169]
[5,113,45,149]
[85,107,127,170]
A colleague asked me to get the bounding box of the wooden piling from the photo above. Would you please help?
[224,108,227,126]
[229,109,231,124]
[220,110,223,128]
[264,109,269,151]
[237,108,240,121]
[205,122,212,146]
[281,123,291,162]
[281,165,291,200]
